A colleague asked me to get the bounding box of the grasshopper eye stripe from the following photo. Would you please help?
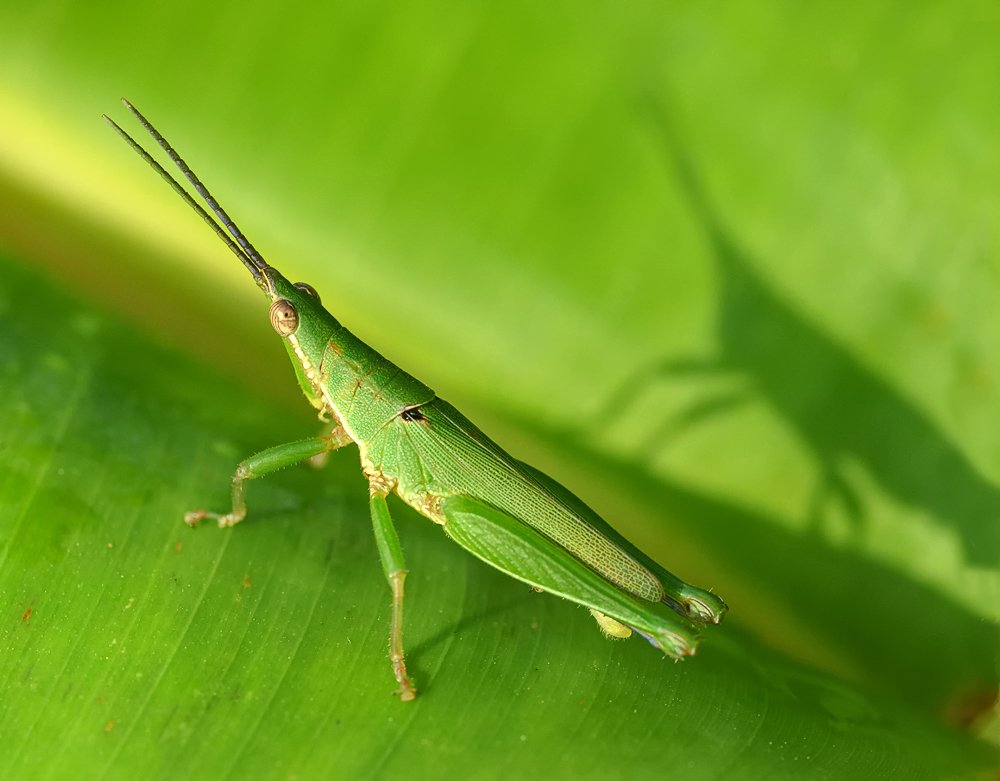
[108,100,726,701]
[269,299,299,335]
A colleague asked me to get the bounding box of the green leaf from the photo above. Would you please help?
[1,255,992,780]
[1,1,998,777]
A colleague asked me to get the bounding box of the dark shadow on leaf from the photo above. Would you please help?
[408,593,531,661]
[618,98,1000,568]
[497,407,998,726]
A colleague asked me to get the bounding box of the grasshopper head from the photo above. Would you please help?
[259,267,341,413]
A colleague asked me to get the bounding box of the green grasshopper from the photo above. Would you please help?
[104,99,726,700]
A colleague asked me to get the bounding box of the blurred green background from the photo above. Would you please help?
[1,1,998,778]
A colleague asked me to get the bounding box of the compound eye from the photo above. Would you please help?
[294,282,321,302]
[269,298,299,336]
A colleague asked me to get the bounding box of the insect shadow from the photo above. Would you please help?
[601,99,1000,569]
[496,405,998,724]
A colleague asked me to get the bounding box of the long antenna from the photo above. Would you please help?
[103,98,270,285]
